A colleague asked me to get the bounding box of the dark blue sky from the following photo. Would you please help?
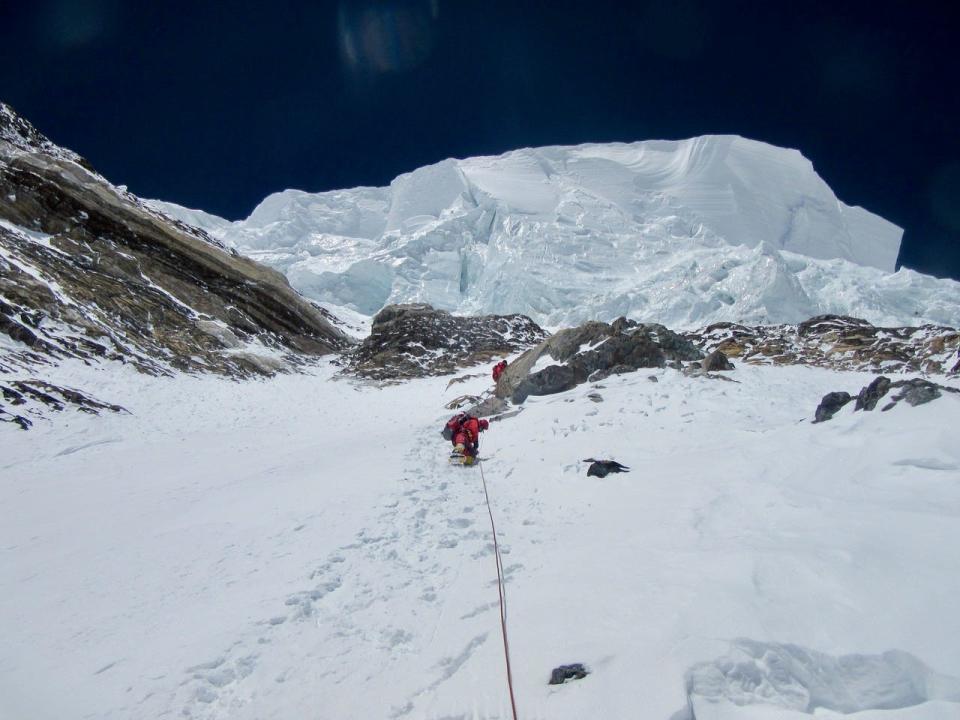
[2,1,958,280]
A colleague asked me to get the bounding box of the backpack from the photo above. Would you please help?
[441,412,470,441]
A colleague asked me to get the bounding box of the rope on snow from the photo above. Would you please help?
[478,454,520,720]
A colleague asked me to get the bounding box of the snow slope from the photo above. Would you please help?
[153,137,960,329]
[3,359,960,719]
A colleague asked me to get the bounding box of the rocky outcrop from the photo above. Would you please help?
[813,375,959,422]
[343,303,547,380]
[1,379,126,430]
[501,318,702,404]
[1,103,351,383]
[813,391,853,423]
[855,376,892,411]
[886,378,946,408]
[691,315,959,376]
[702,349,734,371]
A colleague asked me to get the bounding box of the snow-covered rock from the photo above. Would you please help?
[343,303,547,379]
[158,137,960,329]
[685,639,960,717]
[692,314,960,376]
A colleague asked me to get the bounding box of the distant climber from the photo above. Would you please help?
[584,459,630,477]
[442,412,489,465]
[492,359,508,383]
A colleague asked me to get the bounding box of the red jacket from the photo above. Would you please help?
[450,415,489,447]
[461,416,481,443]
[492,360,507,382]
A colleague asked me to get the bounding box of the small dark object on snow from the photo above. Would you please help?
[549,663,589,685]
[584,459,630,477]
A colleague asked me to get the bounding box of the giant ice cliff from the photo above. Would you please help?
[154,136,960,329]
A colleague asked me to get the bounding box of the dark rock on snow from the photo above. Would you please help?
[549,663,590,685]
[814,375,958,422]
[702,349,734,372]
[1,379,127,430]
[855,376,892,411]
[813,391,853,423]
[882,378,951,410]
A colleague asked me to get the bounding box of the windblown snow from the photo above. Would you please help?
[152,136,960,329]
[3,359,960,719]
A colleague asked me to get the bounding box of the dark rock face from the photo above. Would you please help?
[855,376,892,411]
[572,333,667,377]
[813,392,853,423]
[1,102,350,384]
[344,303,547,380]
[702,349,734,372]
[549,663,590,685]
[1,379,127,430]
[692,315,959,376]
[893,379,942,407]
[882,378,952,411]
[502,317,702,404]
[512,364,579,403]
[542,321,613,363]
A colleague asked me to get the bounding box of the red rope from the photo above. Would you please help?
[478,458,520,720]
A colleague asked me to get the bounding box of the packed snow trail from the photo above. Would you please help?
[2,360,960,719]
[169,417,519,719]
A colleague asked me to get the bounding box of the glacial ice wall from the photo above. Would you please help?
[154,136,960,329]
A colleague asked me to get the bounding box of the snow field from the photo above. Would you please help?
[2,360,960,719]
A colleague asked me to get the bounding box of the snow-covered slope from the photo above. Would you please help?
[3,357,960,719]
[156,137,960,329]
